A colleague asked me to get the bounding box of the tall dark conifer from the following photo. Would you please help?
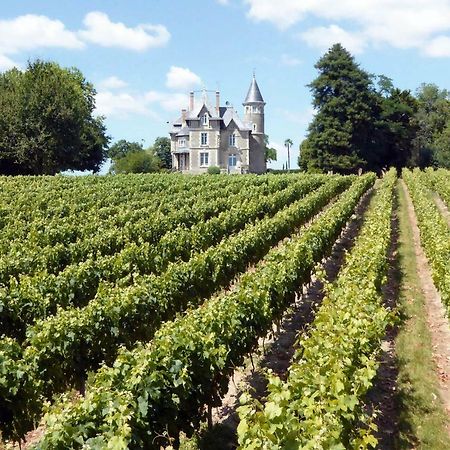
[300,44,380,173]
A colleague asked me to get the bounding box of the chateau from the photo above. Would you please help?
[169,76,266,174]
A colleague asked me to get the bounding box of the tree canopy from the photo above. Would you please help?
[108,139,162,174]
[153,137,172,169]
[300,44,380,174]
[299,44,440,173]
[0,60,108,175]
[412,83,450,168]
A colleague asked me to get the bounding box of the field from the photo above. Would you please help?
[0,170,449,449]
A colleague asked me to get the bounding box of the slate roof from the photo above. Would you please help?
[244,76,265,104]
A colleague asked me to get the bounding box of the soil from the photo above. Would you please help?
[401,180,450,421]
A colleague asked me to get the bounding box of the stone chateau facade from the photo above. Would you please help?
[169,76,266,174]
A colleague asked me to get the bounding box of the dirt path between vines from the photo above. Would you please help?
[401,180,450,420]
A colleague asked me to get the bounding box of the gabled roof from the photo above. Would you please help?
[244,76,265,104]
[222,107,251,131]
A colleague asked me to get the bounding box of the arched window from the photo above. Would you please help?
[253,123,257,132]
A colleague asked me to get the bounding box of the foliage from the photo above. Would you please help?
[33,174,373,449]
[238,169,396,449]
[111,149,161,174]
[264,147,277,163]
[0,173,333,441]
[378,88,419,169]
[107,139,144,160]
[410,84,450,168]
[263,134,277,163]
[404,169,450,312]
[0,60,108,175]
[152,136,172,169]
[207,165,221,174]
[300,44,380,174]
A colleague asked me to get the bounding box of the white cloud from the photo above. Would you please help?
[244,0,450,57]
[99,76,128,90]
[95,91,154,117]
[79,11,170,51]
[95,89,187,118]
[299,25,366,54]
[0,54,20,71]
[423,35,450,57]
[145,91,189,112]
[0,14,84,67]
[280,54,302,66]
[165,66,202,90]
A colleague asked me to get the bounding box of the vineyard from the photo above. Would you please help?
[0,169,449,449]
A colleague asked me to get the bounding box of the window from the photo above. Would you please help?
[202,113,208,125]
[253,123,257,132]
[229,133,236,147]
[252,106,260,113]
[228,154,237,167]
[201,132,208,146]
[200,152,209,166]
[178,138,186,148]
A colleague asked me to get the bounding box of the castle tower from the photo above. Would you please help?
[243,75,266,173]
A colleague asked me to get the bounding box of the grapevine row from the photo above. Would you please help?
[0,176,324,338]
[33,174,374,449]
[0,176,350,441]
[0,176,295,280]
[237,169,396,449]
[403,169,450,313]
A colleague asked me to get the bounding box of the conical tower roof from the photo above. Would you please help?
[244,75,265,104]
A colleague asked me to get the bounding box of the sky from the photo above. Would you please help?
[2,0,450,170]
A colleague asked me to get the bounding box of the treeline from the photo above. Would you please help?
[108,137,172,174]
[300,44,450,174]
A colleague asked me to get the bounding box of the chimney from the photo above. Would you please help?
[216,91,220,116]
[181,109,187,126]
[189,91,194,111]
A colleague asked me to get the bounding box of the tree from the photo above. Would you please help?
[112,149,161,174]
[0,60,108,175]
[265,147,277,163]
[152,137,172,169]
[263,134,277,163]
[108,140,144,160]
[412,83,450,167]
[284,138,293,170]
[300,44,381,174]
[377,88,418,169]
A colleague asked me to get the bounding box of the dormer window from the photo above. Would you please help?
[202,113,208,125]
[229,133,236,147]
[178,138,186,148]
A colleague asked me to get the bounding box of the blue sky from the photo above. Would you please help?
[2,0,450,170]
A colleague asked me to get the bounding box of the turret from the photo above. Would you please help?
[243,75,266,173]
[243,75,265,135]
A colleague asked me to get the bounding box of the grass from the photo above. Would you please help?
[394,180,449,449]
